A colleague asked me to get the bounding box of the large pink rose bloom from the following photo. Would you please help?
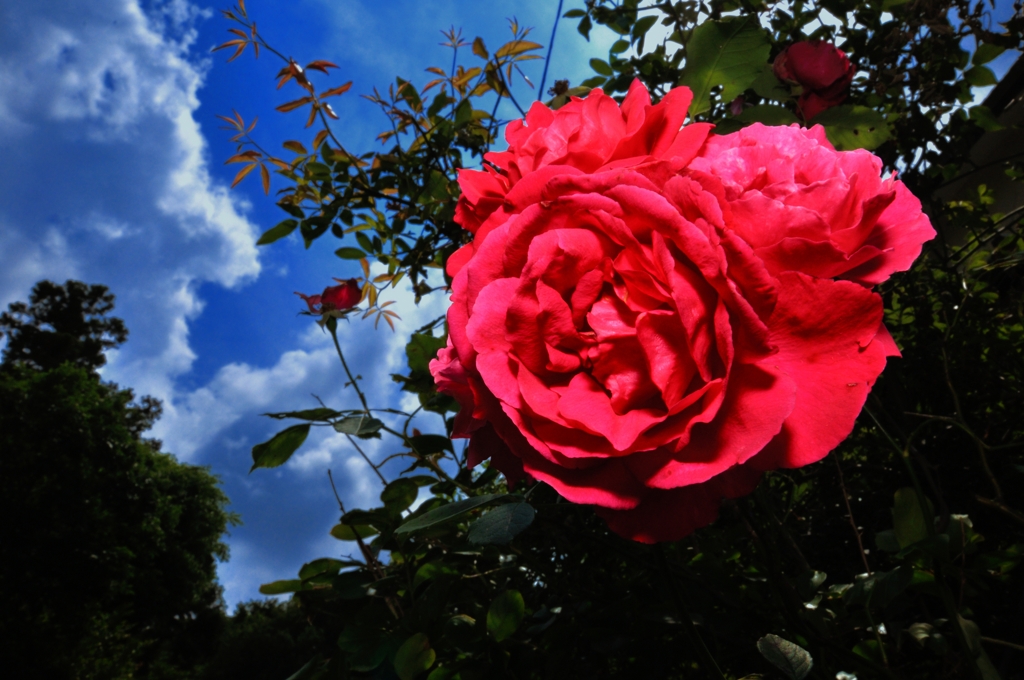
[689,124,935,286]
[431,82,932,543]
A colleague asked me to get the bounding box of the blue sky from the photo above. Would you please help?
[0,0,1018,609]
[0,0,614,608]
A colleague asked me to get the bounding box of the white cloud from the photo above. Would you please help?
[155,268,450,462]
[0,0,260,409]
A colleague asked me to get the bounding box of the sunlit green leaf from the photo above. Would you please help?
[468,502,535,545]
[394,633,435,680]
[757,634,813,680]
[257,219,298,245]
[381,478,419,513]
[250,424,310,472]
[258,579,303,595]
[334,415,384,436]
[680,17,770,115]
[487,590,525,642]
[811,105,891,150]
[893,487,931,548]
[396,494,509,534]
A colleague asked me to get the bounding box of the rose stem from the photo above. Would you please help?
[653,544,726,680]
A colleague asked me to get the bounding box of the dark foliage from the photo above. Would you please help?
[0,282,237,679]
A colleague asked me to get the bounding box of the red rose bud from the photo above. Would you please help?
[322,278,362,310]
[296,278,362,314]
[432,80,934,544]
[773,41,855,119]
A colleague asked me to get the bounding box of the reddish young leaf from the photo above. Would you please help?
[321,82,353,98]
[305,60,340,74]
[231,162,258,188]
[212,39,245,52]
[260,163,271,195]
[276,96,313,113]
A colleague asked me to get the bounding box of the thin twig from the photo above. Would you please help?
[833,453,873,575]
[653,545,726,680]
[327,321,370,412]
[345,434,388,486]
[327,469,347,513]
[538,0,564,100]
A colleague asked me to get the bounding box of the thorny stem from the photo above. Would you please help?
[833,452,873,575]
[653,545,726,680]
[327,320,369,413]
[328,470,402,619]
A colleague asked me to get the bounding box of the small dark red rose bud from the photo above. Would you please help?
[321,278,362,310]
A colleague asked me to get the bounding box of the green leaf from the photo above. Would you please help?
[413,561,459,589]
[487,590,525,642]
[959,616,1003,680]
[964,65,998,87]
[756,634,813,680]
[395,494,509,534]
[972,44,1006,66]
[969,105,1003,132]
[393,633,435,680]
[874,529,901,553]
[381,478,419,513]
[811,105,891,151]
[893,487,931,548]
[406,333,446,373]
[589,58,613,76]
[610,39,630,55]
[264,408,342,421]
[844,567,913,610]
[257,219,298,245]
[337,624,388,671]
[468,502,535,545]
[735,104,800,126]
[472,37,488,59]
[632,15,658,41]
[259,579,303,595]
[409,434,452,455]
[562,8,585,18]
[679,17,770,116]
[330,523,379,541]
[333,415,384,437]
[335,247,366,260]
[250,424,310,472]
[332,570,375,599]
[750,64,791,101]
[299,558,347,581]
[284,656,324,680]
[577,15,592,40]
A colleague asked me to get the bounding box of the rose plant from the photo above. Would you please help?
[432,81,933,542]
[220,1,1024,677]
